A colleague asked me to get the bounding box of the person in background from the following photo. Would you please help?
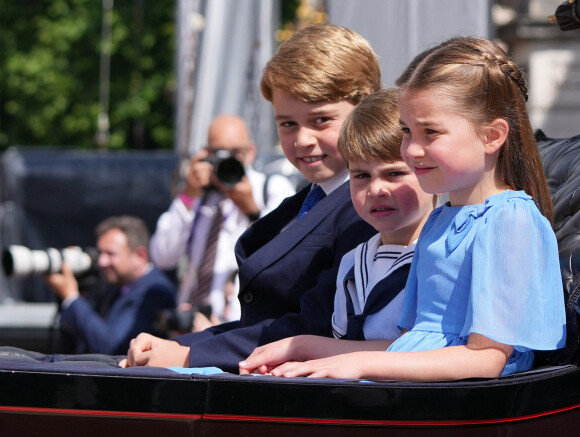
[150,114,295,331]
[45,215,176,355]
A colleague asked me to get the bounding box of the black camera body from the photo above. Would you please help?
[155,304,213,337]
[2,245,98,278]
[204,150,245,188]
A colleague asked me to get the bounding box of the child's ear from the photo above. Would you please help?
[483,119,509,154]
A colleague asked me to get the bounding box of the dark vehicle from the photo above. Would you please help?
[0,356,579,436]
[0,132,578,436]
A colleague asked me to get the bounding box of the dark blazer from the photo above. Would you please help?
[174,181,376,372]
[59,267,176,355]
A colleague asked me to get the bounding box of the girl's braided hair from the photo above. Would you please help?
[397,36,552,223]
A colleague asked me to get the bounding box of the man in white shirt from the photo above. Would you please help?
[150,115,295,331]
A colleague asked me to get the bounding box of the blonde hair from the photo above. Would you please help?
[338,89,402,164]
[397,36,553,222]
[261,24,381,104]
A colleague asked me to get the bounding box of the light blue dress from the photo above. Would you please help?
[388,190,566,376]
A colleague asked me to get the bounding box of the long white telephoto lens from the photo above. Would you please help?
[2,245,94,277]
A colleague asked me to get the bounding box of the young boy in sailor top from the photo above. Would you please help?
[240,89,436,375]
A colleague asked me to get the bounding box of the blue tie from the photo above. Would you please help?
[298,185,326,219]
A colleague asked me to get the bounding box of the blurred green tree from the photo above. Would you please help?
[0,0,175,150]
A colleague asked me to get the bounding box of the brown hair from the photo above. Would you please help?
[338,89,403,165]
[397,36,553,222]
[95,215,150,252]
[261,24,381,104]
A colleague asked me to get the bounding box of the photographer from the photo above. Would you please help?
[45,216,176,355]
[150,115,294,332]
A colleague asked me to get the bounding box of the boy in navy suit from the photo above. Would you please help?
[123,24,381,372]
[239,89,435,376]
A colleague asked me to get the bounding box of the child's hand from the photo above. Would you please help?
[125,333,190,368]
[239,336,302,375]
[268,354,364,379]
[239,336,394,375]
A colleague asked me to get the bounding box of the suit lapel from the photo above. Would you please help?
[236,184,309,258]
[237,181,350,285]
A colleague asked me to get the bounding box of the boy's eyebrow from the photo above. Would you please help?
[309,106,334,114]
[275,108,334,122]
[348,161,407,172]
[385,161,410,170]
[347,165,366,173]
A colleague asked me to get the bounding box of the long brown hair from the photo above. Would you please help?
[397,37,553,223]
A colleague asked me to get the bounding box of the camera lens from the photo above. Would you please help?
[216,157,245,187]
[2,245,96,278]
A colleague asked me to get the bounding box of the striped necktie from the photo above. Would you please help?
[189,203,223,307]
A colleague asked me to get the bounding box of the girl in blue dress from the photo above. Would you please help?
[245,36,566,380]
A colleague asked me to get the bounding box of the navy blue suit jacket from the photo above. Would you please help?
[59,267,176,355]
[174,181,376,372]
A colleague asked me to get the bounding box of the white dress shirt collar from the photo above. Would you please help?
[317,169,349,196]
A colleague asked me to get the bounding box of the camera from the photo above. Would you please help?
[2,245,98,278]
[155,304,213,336]
[204,149,245,188]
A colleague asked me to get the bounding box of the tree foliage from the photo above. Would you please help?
[0,0,176,150]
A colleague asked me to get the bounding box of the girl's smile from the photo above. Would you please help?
[399,89,507,206]
[411,165,436,176]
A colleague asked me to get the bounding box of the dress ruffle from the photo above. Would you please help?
[387,330,534,377]
[393,190,564,377]
[447,203,490,251]
[446,192,530,252]
[387,330,462,352]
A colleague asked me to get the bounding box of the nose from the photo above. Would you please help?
[402,136,425,161]
[295,126,316,148]
[368,178,390,198]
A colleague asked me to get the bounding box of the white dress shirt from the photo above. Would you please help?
[150,167,295,321]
